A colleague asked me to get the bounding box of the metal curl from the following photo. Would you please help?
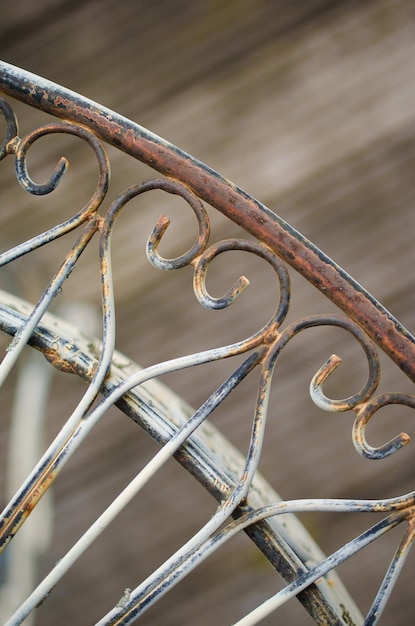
[0,123,109,269]
[284,315,381,412]
[14,122,110,204]
[193,238,290,326]
[353,392,415,460]
[0,98,19,160]
[145,178,210,269]
[100,178,210,270]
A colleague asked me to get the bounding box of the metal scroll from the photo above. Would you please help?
[0,62,415,625]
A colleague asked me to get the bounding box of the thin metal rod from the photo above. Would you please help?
[233,513,404,626]
[97,499,410,626]
[1,61,414,381]
[364,521,415,625]
[4,352,262,626]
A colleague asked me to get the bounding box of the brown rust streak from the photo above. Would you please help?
[1,63,415,381]
[41,346,97,379]
[0,469,56,552]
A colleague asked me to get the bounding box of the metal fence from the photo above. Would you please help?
[0,61,414,625]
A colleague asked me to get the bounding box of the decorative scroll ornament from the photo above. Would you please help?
[1,63,415,626]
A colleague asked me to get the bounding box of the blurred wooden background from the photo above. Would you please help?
[1,1,415,624]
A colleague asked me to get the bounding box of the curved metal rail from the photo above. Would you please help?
[0,61,414,625]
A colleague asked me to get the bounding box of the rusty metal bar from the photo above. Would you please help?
[0,291,358,626]
[1,61,414,382]
[1,61,415,626]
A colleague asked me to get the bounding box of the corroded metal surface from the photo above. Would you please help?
[0,62,414,625]
[1,61,414,381]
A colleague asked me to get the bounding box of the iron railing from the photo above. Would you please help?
[0,61,414,625]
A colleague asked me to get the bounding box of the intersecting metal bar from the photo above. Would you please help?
[0,290,357,626]
[1,61,415,626]
[1,60,414,381]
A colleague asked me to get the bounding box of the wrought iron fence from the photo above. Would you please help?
[0,60,414,625]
